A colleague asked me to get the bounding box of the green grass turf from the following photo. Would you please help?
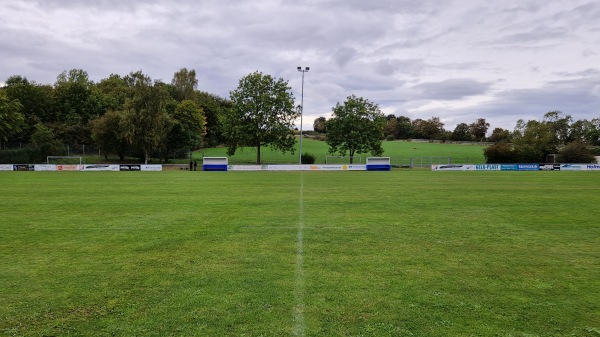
[196,138,486,165]
[1,171,599,336]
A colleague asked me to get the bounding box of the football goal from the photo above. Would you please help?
[47,156,83,165]
[410,156,451,168]
[325,156,363,164]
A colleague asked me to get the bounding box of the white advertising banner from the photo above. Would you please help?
[34,164,57,171]
[432,164,475,171]
[345,165,368,171]
[57,165,83,171]
[474,164,501,171]
[267,165,310,171]
[560,164,585,171]
[267,164,367,171]
[141,165,162,171]
[0,164,13,171]
[82,164,120,171]
[229,165,268,171]
[584,164,600,171]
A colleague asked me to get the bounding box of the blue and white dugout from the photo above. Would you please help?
[366,157,391,171]
[202,157,228,171]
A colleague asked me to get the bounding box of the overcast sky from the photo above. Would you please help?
[1,0,599,131]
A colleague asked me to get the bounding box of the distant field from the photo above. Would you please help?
[197,138,487,165]
[1,171,598,336]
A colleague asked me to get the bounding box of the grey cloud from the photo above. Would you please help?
[317,0,439,14]
[493,27,571,46]
[375,59,426,77]
[582,50,597,57]
[413,79,492,100]
[555,69,600,78]
[418,76,600,131]
[332,47,357,68]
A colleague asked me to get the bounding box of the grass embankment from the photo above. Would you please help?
[1,171,598,336]
[197,138,487,165]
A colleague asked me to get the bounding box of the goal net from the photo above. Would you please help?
[410,156,451,168]
[47,156,83,165]
[325,156,363,164]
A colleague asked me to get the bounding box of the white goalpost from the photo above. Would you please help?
[325,156,363,164]
[47,156,83,165]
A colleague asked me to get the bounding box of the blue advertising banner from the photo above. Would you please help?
[501,164,518,171]
[475,164,501,171]
[517,164,539,171]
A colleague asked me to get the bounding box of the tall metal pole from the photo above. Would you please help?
[297,67,309,164]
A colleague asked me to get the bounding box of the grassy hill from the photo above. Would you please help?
[195,137,487,165]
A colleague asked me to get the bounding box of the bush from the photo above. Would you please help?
[483,142,521,163]
[301,152,316,164]
[556,142,596,163]
[0,147,39,164]
[385,135,395,141]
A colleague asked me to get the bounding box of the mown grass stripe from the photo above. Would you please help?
[293,172,305,337]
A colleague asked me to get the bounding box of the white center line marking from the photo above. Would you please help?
[293,172,305,337]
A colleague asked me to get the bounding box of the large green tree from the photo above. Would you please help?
[171,68,198,101]
[90,110,129,160]
[451,123,472,141]
[3,76,54,141]
[313,116,327,133]
[512,119,557,162]
[163,100,206,161]
[0,90,25,142]
[469,118,490,142]
[325,95,385,164]
[122,71,172,164]
[195,91,230,147]
[225,71,298,164]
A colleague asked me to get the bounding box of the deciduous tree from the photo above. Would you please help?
[313,116,327,133]
[172,68,198,102]
[469,118,490,142]
[225,71,298,164]
[0,90,25,142]
[122,71,172,164]
[325,95,385,164]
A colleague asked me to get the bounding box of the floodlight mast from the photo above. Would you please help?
[297,66,309,164]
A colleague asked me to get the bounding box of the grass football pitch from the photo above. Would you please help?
[1,171,599,336]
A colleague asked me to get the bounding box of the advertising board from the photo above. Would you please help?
[560,164,583,171]
[141,165,162,171]
[13,164,34,171]
[82,165,120,171]
[57,165,82,171]
[120,164,141,171]
[539,164,560,171]
[585,164,600,171]
[0,164,13,171]
[517,164,539,171]
[475,164,501,171]
[229,165,267,171]
[34,164,57,171]
[431,165,475,171]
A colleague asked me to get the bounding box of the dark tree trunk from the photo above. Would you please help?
[256,143,261,164]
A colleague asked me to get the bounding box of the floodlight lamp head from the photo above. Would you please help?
[306,67,310,71]
[297,66,301,71]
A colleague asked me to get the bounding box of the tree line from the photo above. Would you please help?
[2,68,599,164]
[0,69,387,165]
[314,111,600,163]
[0,68,230,163]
